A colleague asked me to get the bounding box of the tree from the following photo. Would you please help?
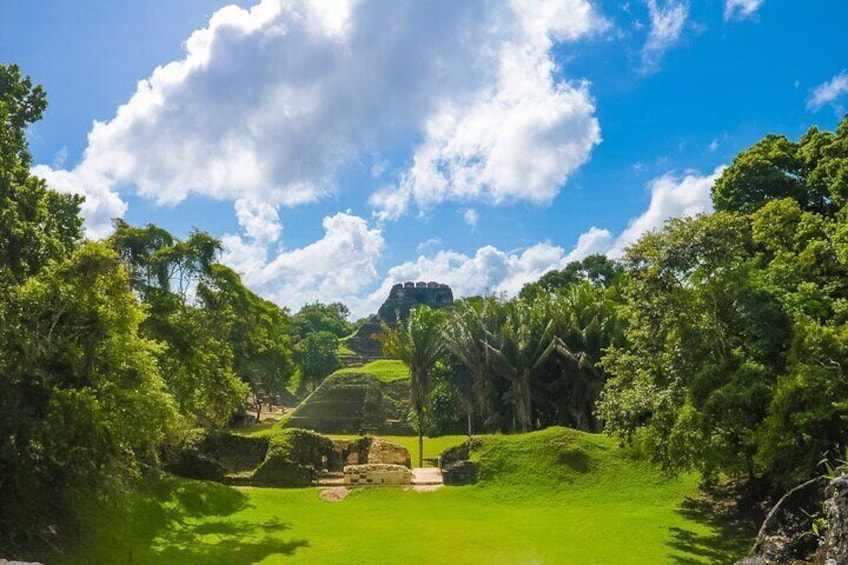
[110,223,251,427]
[541,282,625,431]
[443,297,510,432]
[519,254,622,301]
[0,243,178,551]
[198,265,294,420]
[712,134,806,215]
[293,302,352,339]
[382,306,445,466]
[0,64,82,284]
[712,115,848,216]
[485,300,559,432]
[597,212,792,480]
[293,331,341,394]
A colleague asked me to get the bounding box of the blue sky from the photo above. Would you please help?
[2,0,847,316]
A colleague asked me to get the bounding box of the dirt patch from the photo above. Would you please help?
[319,487,352,502]
[408,484,443,493]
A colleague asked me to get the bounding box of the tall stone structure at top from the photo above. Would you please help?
[376,281,454,326]
[345,281,454,360]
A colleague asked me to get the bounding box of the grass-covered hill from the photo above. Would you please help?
[64,427,751,564]
[284,360,413,435]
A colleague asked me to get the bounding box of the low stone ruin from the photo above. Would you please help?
[343,463,412,486]
[367,437,412,467]
[441,460,479,485]
[439,437,482,485]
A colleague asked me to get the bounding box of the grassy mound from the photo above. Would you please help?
[336,359,409,382]
[285,365,412,434]
[64,428,752,564]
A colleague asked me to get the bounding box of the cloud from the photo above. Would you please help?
[30,164,127,239]
[380,168,720,309]
[640,0,688,73]
[565,226,613,261]
[416,238,442,255]
[463,209,479,228]
[221,211,384,318]
[385,243,573,301]
[724,0,765,21]
[604,166,724,256]
[234,198,282,243]
[217,166,725,318]
[33,0,606,236]
[807,70,848,111]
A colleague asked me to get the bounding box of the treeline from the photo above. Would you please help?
[0,64,353,555]
[387,115,848,492]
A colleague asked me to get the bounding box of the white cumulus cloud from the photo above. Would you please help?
[604,166,724,256]
[234,198,282,244]
[218,166,725,318]
[640,0,688,73]
[724,0,765,21]
[385,243,573,301]
[807,71,848,112]
[221,211,384,317]
[33,0,606,237]
[31,164,127,239]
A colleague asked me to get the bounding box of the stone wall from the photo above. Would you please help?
[343,463,412,486]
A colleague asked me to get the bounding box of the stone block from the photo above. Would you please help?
[442,460,479,485]
[367,438,411,468]
[343,463,412,486]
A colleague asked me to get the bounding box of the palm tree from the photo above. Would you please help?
[485,300,558,433]
[383,306,445,467]
[546,283,625,430]
[444,297,507,433]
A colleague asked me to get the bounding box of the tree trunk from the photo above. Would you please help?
[467,410,472,437]
[514,371,532,432]
[417,410,424,468]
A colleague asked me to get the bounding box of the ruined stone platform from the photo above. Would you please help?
[343,463,412,486]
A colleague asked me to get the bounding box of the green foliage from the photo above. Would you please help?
[518,254,622,301]
[110,222,298,426]
[0,243,179,552]
[443,286,623,434]
[712,116,848,215]
[381,306,445,465]
[598,213,791,480]
[292,301,352,339]
[293,330,340,393]
[601,116,848,488]
[0,64,82,284]
[199,265,294,419]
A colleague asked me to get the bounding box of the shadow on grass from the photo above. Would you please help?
[666,491,760,565]
[72,475,308,564]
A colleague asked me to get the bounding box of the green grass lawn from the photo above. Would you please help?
[335,359,409,382]
[65,428,750,564]
[231,420,278,438]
